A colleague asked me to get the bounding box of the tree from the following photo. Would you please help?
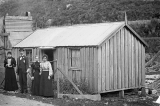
[0,0,19,17]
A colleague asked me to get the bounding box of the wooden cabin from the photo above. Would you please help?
[13,22,148,94]
[0,14,33,86]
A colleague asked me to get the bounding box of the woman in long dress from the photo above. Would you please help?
[39,54,53,97]
[4,52,18,92]
[30,56,40,96]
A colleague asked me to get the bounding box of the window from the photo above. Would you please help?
[26,49,32,65]
[70,49,80,69]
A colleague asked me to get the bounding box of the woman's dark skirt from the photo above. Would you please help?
[31,71,40,96]
[4,68,18,91]
[39,71,53,97]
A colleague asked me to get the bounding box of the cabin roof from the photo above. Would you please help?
[14,21,148,48]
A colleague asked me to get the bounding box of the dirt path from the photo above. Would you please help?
[0,94,55,106]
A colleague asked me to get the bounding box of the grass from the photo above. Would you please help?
[59,78,93,95]
[0,89,159,106]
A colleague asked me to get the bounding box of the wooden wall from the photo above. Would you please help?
[55,47,98,93]
[97,27,145,93]
[12,26,146,94]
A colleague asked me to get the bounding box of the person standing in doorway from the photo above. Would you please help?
[39,54,53,97]
[17,48,29,93]
[4,52,18,93]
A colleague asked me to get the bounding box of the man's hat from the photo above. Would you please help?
[19,48,25,51]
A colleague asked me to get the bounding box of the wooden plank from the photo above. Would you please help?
[62,48,65,77]
[109,39,114,90]
[117,31,121,89]
[142,46,145,87]
[124,28,129,88]
[121,28,125,89]
[90,47,94,92]
[102,44,106,91]
[105,41,110,90]
[33,48,36,61]
[135,39,139,87]
[81,48,85,81]
[131,33,135,87]
[64,48,68,77]
[39,49,42,62]
[68,48,72,80]
[98,47,102,92]
[113,35,118,90]
[86,48,89,85]
[138,42,142,87]
[94,48,98,93]
[88,47,91,90]
[57,56,60,98]
[83,48,86,81]
[128,32,132,88]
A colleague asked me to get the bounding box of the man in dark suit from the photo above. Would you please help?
[17,48,29,93]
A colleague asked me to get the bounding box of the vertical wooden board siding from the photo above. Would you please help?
[109,39,114,90]
[39,49,42,62]
[33,48,36,61]
[117,31,121,89]
[113,35,118,90]
[62,48,65,78]
[80,48,83,80]
[135,39,139,87]
[77,49,81,82]
[60,48,64,79]
[81,48,85,81]
[94,48,98,92]
[138,42,142,87]
[90,47,94,92]
[128,32,132,88]
[83,48,86,80]
[124,28,129,88]
[64,48,68,77]
[85,48,89,84]
[105,41,110,90]
[54,49,58,81]
[86,47,90,84]
[141,46,145,86]
[58,48,62,79]
[98,47,102,92]
[101,44,106,91]
[88,47,91,89]
[131,33,135,87]
[89,47,92,90]
[37,48,39,57]
[68,48,72,80]
[120,28,125,89]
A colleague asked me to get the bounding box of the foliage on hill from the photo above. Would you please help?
[0,0,160,27]
[0,0,160,53]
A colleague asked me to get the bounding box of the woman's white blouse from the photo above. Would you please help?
[40,61,53,76]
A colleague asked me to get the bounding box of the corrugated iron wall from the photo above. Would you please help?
[97,27,145,93]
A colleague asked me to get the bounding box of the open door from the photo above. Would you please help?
[41,49,56,69]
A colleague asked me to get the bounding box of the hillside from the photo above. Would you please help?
[0,0,160,53]
[0,0,160,27]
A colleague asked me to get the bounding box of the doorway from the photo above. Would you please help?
[42,49,53,62]
[41,49,55,69]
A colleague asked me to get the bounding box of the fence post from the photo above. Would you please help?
[56,60,60,98]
